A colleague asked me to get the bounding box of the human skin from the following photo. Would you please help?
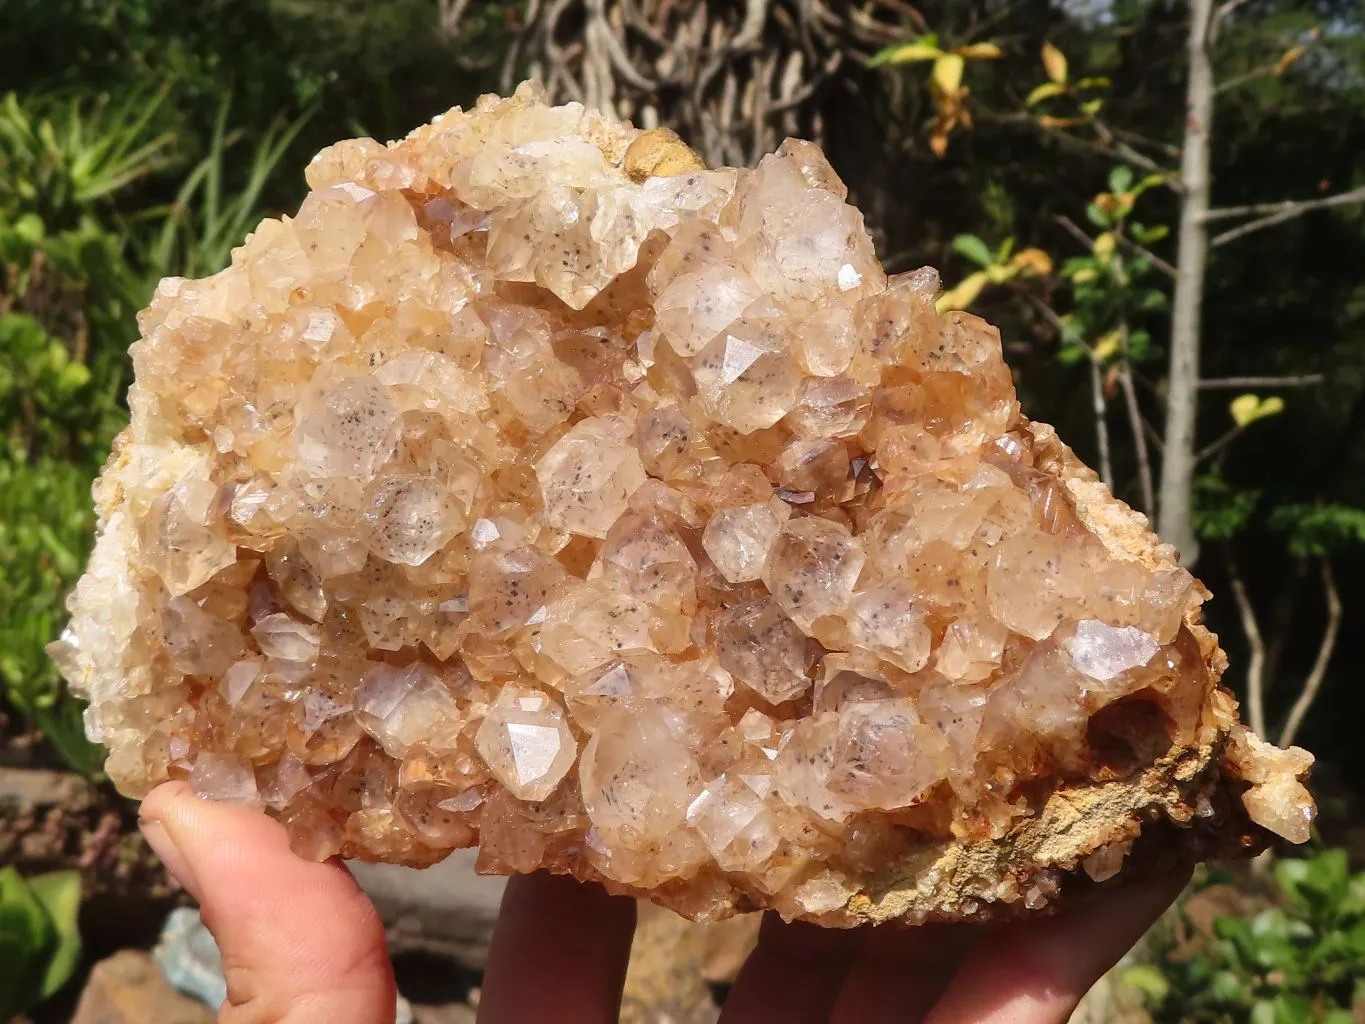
[138,780,1190,1024]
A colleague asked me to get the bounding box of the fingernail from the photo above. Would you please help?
[139,816,204,903]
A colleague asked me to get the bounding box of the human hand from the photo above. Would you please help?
[139,780,1190,1023]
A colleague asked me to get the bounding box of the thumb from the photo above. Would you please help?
[139,781,396,1024]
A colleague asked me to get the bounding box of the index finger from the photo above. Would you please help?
[478,871,637,1024]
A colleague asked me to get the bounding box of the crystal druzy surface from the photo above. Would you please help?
[52,84,1314,924]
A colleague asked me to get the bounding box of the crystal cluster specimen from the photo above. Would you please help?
[52,83,1315,924]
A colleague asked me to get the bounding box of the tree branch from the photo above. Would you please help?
[1209,185,1365,247]
[1278,559,1341,748]
[1089,356,1115,491]
[1091,120,1181,187]
[1197,374,1324,389]
[1119,330,1156,514]
[1196,424,1243,462]
[1264,557,1307,698]
[1209,0,1252,44]
[1117,232,1178,279]
[1051,215,1177,279]
[1225,546,1267,737]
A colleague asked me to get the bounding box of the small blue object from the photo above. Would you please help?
[154,906,414,1023]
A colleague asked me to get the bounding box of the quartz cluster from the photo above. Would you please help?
[51,83,1315,924]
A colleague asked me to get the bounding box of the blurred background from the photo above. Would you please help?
[0,0,1362,1021]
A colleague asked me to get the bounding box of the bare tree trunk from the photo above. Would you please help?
[1279,560,1341,748]
[1157,0,1216,566]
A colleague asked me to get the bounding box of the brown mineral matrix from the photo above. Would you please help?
[51,83,1315,925]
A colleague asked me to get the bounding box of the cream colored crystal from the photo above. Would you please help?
[51,83,1314,925]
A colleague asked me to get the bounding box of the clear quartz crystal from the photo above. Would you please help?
[51,83,1313,913]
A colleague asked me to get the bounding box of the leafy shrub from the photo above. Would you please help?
[0,868,82,1018]
[1130,850,1365,1023]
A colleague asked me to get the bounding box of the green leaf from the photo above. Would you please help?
[952,234,995,269]
[869,40,943,66]
[1269,993,1314,1024]
[1133,223,1169,244]
[1108,166,1134,194]
[1025,81,1068,106]
[1120,964,1169,1003]
[1085,202,1111,228]
[12,212,44,244]
[27,872,81,1001]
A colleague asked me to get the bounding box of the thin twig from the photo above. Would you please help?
[1209,0,1253,43]
[1197,374,1324,389]
[1054,213,1097,252]
[1196,424,1243,462]
[1119,326,1155,514]
[1210,185,1365,247]
[1055,217,1177,279]
[1225,546,1267,737]
[733,0,770,50]
[1117,231,1178,279]
[1089,356,1115,491]
[1264,558,1308,697]
[1279,559,1341,747]
[1214,65,1276,95]
[1092,120,1183,189]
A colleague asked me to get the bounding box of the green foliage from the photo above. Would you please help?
[0,868,83,1019]
[0,76,300,771]
[145,96,312,279]
[1135,851,1365,1023]
[1193,471,1263,541]
[0,86,177,226]
[1051,168,1170,368]
[1269,503,1365,557]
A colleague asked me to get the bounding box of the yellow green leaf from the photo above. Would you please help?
[1229,394,1286,428]
[1072,267,1098,283]
[1025,81,1068,106]
[932,53,966,94]
[1275,45,1307,76]
[1042,42,1068,83]
[1091,329,1121,362]
[935,270,988,312]
[985,263,1017,284]
[870,41,944,66]
[1093,233,1116,262]
[1080,98,1103,116]
[1010,247,1053,276]
[956,42,1003,60]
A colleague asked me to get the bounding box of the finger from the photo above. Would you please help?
[139,781,395,1024]
[830,923,977,1024]
[478,871,637,1024]
[718,913,862,1024]
[922,866,1193,1024]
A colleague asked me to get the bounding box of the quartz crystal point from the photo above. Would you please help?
[51,83,1315,926]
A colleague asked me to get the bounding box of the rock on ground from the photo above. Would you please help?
[70,950,215,1024]
[348,849,506,968]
